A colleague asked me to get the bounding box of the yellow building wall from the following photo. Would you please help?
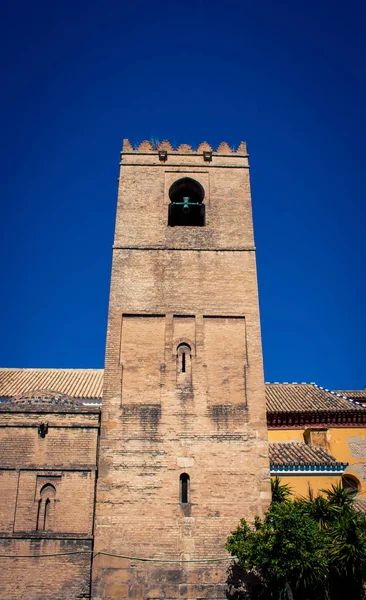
[268,427,366,497]
[270,474,342,499]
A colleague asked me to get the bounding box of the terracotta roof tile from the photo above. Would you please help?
[0,368,103,399]
[0,389,101,412]
[334,390,366,401]
[1,371,365,416]
[354,499,366,514]
[266,383,364,413]
[269,442,346,470]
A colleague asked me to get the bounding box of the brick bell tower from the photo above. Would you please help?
[92,139,271,599]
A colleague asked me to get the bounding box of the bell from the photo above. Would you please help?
[182,197,190,214]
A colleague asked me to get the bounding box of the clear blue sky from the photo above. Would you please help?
[1,0,365,389]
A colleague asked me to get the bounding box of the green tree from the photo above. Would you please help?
[304,484,366,599]
[226,500,328,599]
[303,483,357,529]
[271,476,291,504]
[303,494,331,530]
[322,483,357,513]
[226,481,366,600]
[327,510,366,600]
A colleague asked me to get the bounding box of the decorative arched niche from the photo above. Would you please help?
[36,483,56,531]
[168,177,205,226]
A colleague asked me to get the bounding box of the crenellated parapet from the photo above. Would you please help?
[122,138,247,154]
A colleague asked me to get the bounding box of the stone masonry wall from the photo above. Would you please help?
[92,142,271,599]
[0,409,100,599]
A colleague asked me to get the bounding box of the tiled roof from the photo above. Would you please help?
[334,390,366,401]
[354,499,366,514]
[0,389,101,412]
[0,368,103,399]
[269,442,347,472]
[0,370,365,416]
[266,383,364,413]
[1,390,84,407]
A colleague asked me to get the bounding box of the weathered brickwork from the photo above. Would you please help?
[0,539,92,600]
[0,404,100,599]
[0,413,99,469]
[1,142,364,598]
[92,141,271,599]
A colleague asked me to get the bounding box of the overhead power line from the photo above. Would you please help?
[0,549,234,563]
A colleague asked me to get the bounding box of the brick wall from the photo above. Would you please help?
[0,407,100,599]
[92,144,271,599]
[0,539,92,600]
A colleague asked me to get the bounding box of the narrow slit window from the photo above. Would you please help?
[44,498,50,530]
[176,343,192,388]
[36,499,42,531]
[180,473,190,504]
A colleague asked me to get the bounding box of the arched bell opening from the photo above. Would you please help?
[168,177,205,226]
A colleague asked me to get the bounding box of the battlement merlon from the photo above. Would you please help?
[120,139,249,167]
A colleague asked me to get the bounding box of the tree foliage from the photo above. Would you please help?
[271,476,291,504]
[226,480,366,600]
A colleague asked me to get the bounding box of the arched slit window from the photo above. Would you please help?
[180,473,190,504]
[168,177,205,226]
[178,344,191,372]
[176,343,192,387]
[36,483,56,531]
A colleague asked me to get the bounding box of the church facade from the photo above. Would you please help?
[0,140,365,599]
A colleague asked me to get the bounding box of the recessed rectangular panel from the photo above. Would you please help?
[120,315,165,404]
[203,316,246,405]
[0,471,18,533]
[14,471,95,534]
